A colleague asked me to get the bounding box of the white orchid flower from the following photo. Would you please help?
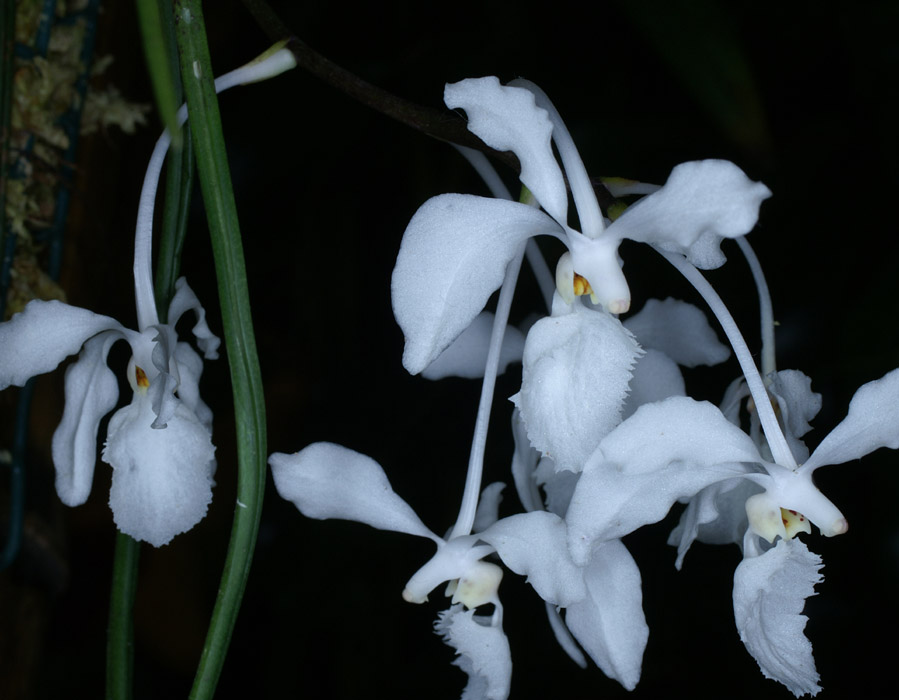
[392,76,771,376]
[0,279,218,547]
[269,442,511,699]
[508,303,726,686]
[0,100,223,545]
[271,439,654,694]
[567,366,899,696]
[0,48,297,546]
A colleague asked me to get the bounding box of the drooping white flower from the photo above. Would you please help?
[0,279,219,547]
[271,440,652,694]
[0,115,221,546]
[0,48,298,546]
[670,369,824,565]
[568,368,899,695]
[392,76,770,375]
[269,443,511,699]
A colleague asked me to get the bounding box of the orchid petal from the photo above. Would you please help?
[803,368,899,471]
[392,194,561,375]
[535,457,578,517]
[567,397,758,563]
[544,601,587,669]
[623,297,730,367]
[435,605,512,700]
[51,332,121,506]
[620,348,685,420]
[721,376,751,425]
[173,342,213,429]
[600,397,762,474]
[148,324,180,429]
[510,408,542,513]
[480,511,586,607]
[768,370,821,463]
[472,482,505,533]
[770,370,821,440]
[607,160,771,269]
[149,322,177,378]
[422,312,525,380]
[733,539,823,697]
[444,76,568,225]
[513,300,641,473]
[104,395,215,547]
[668,478,759,569]
[0,300,126,389]
[565,540,648,691]
[510,79,604,239]
[167,277,220,359]
[269,443,439,541]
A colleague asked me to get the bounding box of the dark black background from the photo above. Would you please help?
[4,1,898,698]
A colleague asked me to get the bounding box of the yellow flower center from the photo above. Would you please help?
[135,365,150,392]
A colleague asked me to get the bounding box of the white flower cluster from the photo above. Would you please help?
[270,77,899,698]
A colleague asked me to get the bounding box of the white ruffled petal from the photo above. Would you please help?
[480,511,586,607]
[607,160,771,269]
[51,332,122,506]
[392,194,561,375]
[103,394,216,547]
[435,605,512,700]
[0,300,126,389]
[513,301,641,473]
[623,297,730,367]
[733,539,823,697]
[422,312,525,380]
[444,76,568,226]
[803,367,899,471]
[566,397,758,563]
[269,443,439,540]
[564,539,648,690]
